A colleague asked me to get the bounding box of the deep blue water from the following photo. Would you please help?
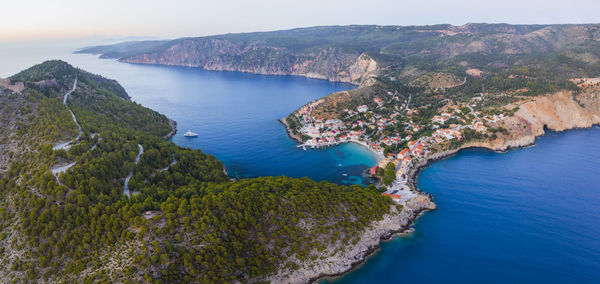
[325,127,600,283]
[63,53,376,185]
[1,42,599,282]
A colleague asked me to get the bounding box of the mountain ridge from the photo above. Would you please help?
[78,24,600,86]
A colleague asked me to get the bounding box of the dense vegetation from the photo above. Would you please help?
[0,61,391,282]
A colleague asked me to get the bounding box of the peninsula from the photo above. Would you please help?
[0,61,396,282]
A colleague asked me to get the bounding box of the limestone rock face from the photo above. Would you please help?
[346,53,378,85]
[122,40,379,85]
[0,79,24,93]
[456,91,600,152]
[517,91,600,133]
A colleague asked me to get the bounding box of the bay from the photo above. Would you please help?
[0,41,377,185]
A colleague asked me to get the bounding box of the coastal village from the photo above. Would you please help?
[288,91,512,204]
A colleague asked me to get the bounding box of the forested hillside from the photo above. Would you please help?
[0,61,391,282]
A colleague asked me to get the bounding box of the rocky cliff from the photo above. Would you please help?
[121,38,378,84]
[469,90,600,151]
[408,90,600,183]
[516,91,600,134]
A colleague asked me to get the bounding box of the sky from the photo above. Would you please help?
[2,0,600,41]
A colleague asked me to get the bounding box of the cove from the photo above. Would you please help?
[62,53,378,185]
[323,127,600,283]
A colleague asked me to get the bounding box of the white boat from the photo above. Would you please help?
[184,130,198,137]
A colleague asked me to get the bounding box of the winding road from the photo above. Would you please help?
[159,153,177,173]
[51,161,76,175]
[50,78,80,184]
[52,77,81,151]
[468,105,481,122]
[123,144,144,197]
[89,133,102,151]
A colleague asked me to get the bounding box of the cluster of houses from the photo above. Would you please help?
[292,95,510,200]
[482,113,507,123]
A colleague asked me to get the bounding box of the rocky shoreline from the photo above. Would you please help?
[279,116,304,143]
[121,60,365,85]
[407,136,535,189]
[312,198,435,283]
[267,195,436,284]
[163,119,177,140]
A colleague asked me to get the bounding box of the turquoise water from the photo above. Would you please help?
[1,42,600,282]
[325,127,600,283]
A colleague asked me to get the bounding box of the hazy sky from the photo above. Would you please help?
[2,0,600,41]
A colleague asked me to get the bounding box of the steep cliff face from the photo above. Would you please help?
[516,91,600,134]
[458,91,600,152]
[344,53,379,85]
[121,38,377,84]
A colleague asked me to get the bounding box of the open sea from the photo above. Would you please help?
[1,40,599,282]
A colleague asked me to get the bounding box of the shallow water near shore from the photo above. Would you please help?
[323,127,600,283]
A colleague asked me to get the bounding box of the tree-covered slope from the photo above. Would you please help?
[0,61,391,282]
[11,60,130,100]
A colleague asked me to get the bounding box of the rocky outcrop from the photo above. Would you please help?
[343,53,378,85]
[464,91,600,152]
[410,90,600,184]
[163,119,177,140]
[0,79,24,93]
[279,117,304,143]
[516,91,600,134]
[267,195,435,284]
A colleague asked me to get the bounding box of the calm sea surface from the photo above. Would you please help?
[324,128,600,283]
[1,41,599,282]
[69,55,376,185]
[0,42,376,185]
